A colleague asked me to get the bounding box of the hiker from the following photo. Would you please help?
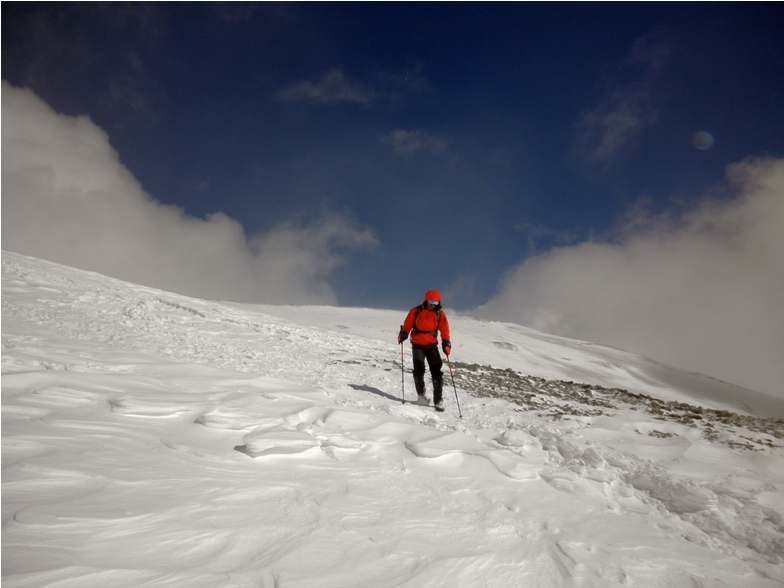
[398,290,451,412]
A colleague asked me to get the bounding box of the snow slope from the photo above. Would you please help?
[3,251,784,587]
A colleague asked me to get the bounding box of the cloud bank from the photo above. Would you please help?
[2,81,377,304]
[477,157,784,399]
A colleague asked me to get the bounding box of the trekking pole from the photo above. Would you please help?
[399,326,406,404]
[446,355,462,419]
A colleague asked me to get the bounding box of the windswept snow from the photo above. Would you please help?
[3,251,784,587]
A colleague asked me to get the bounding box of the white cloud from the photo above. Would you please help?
[476,157,784,399]
[578,89,658,163]
[380,129,447,157]
[275,66,430,109]
[576,36,673,165]
[275,69,378,106]
[1,81,377,305]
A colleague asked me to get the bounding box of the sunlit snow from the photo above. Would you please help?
[3,251,783,587]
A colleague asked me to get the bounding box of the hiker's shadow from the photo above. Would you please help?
[349,384,400,403]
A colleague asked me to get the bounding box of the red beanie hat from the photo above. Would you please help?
[424,290,441,303]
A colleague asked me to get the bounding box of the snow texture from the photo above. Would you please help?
[3,251,784,587]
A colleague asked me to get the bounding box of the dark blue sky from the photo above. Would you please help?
[3,2,783,309]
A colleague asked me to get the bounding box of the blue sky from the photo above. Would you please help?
[3,3,784,395]
[4,2,781,309]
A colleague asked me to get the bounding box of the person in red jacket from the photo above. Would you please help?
[398,290,451,411]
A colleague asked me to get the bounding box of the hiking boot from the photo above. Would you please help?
[434,401,444,412]
[416,394,429,406]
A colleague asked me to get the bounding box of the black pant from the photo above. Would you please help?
[412,344,443,403]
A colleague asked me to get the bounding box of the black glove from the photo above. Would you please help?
[398,328,408,344]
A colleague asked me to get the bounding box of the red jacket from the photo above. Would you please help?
[402,305,450,346]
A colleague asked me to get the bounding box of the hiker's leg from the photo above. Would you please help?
[411,345,427,396]
[425,345,443,404]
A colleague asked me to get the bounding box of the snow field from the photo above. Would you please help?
[3,251,784,587]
